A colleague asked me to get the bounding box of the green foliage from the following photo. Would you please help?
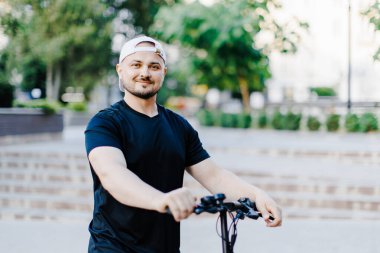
[66,102,87,112]
[359,113,378,132]
[237,113,252,129]
[284,112,302,131]
[219,113,239,128]
[310,87,336,97]
[151,1,307,105]
[344,113,360,132]
[271,111,286,130]
[14,99,61,115]
[0,80,14,108]
[257,111,268,129]
[196,110,251,128]
[306,116,321,131]
[104,0,180,34]
[196,108,378,134]
[270,111,301,131]
[362,1,380,60]
[326,114,340,132]
[196,109,217,126]
[0,51,14,108]
[1,0,114,101]
[19,57,46,96]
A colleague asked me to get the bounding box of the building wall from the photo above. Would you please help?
[267,0,380,103]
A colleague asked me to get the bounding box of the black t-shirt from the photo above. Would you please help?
[85,100,210,253]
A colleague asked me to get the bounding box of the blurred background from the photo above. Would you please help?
[0,0,379,252]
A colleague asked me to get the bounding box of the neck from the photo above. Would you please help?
[123,92,158,117]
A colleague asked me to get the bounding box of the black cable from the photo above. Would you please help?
[216,215,221,237]
[230,218,239,250]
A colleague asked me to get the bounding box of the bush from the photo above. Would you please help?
[310,87,336,97]
[196,110,252,129]
[307,116,321,131]
[344,113,360,132]
[326,114,340,132]
[0,79,14,108]
[219,113,238,128]
[14,99,61,115]
[271,111,286,130]
[271,111,302,131]
[359,113,378,133]
[257,111,268,129]
[237,113,252,129]
[66,102,87,112]
[284,112,302,131]
[196,109,217,126]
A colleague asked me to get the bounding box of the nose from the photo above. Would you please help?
[139,66,151,78]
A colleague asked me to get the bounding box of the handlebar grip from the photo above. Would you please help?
[194,206,203,214]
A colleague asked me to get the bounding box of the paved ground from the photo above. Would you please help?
[1,217,380,253]
[1,124,380,252]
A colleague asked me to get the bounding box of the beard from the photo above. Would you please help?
[127,88,159,99]
[121,79,161,99]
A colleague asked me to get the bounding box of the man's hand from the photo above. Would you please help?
[254,189,282,227]
[155,187,196,222]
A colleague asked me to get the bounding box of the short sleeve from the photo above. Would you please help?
[184,122,210,167]
[85,112,123,155]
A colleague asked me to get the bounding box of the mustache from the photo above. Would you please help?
[135,77,152,83]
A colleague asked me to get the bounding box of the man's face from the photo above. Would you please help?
[116,42,167,99]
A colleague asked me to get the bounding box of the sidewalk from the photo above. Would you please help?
[1,218,379,253]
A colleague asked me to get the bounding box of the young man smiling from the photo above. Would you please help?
[85,35,282,253]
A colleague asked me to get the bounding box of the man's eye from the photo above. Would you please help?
[151,65,160,70]
[132,64,140,68]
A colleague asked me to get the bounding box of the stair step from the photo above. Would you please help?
[184,177,380,196]
[0,151,86,161]
[273,196,380,212]
[0,160,88,172]
[284,207,380,220]
[0,193,92,207]
[0,183,91,197]
[0,207,92,221]
[0,169,91,184]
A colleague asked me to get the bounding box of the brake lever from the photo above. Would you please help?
[238,198,274,221]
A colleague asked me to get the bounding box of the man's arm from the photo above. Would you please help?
[89,146,195,221]
[186,158,282,227]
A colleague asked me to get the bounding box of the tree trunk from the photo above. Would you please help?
[238,78,250,112]
[52,63,62,101]
[46,63,62,101]
[46,63,53,101]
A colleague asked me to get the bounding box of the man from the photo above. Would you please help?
[85,35,282,253]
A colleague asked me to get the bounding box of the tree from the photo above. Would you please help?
[0,50,14,107]
[150,0,307,111]
[103,0,181,35]
[1,0,114,101]
[362,0,380,60]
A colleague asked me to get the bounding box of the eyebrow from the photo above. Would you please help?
[129,60,162,65]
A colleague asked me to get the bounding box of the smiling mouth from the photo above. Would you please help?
[136,80,152,84]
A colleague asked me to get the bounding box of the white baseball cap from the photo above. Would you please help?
[118,36,167,92]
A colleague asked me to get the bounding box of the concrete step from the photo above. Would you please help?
[0,158,88,172]
[0,168,91,184]
[1,150,379,221]
[208,146,380,165]
[3,147,380,168]
[0,182,92,197]
[0,207,92,222]
[283,207,380,220]
[184,173,380,196]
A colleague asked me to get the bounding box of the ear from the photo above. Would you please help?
[163,67,168,76]
[116,64,122,77]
